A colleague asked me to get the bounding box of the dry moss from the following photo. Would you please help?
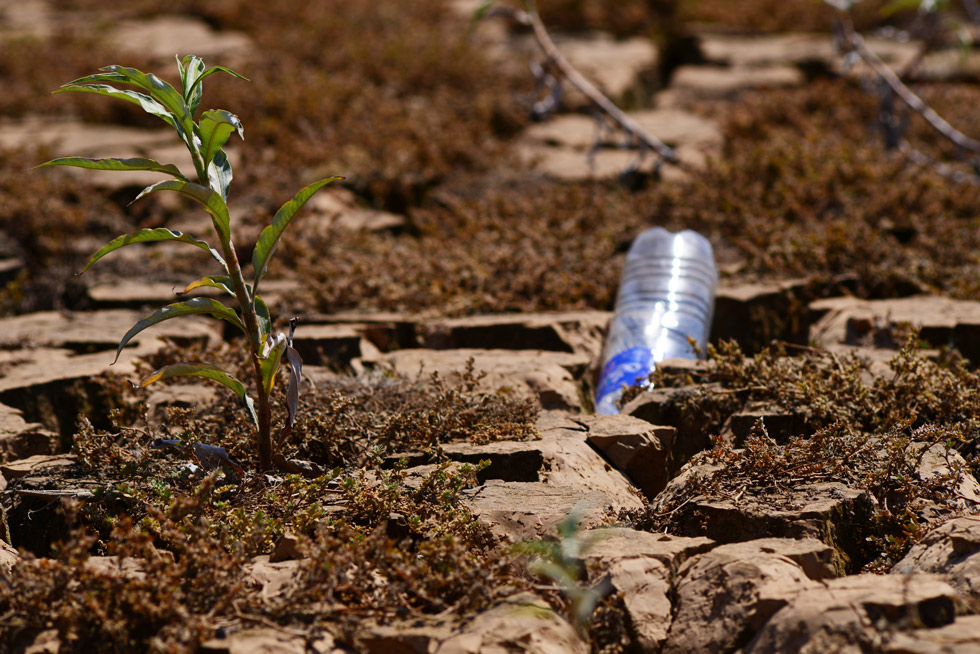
[533,0,909,35]
[626,334,980,571]
[5,403,534,651]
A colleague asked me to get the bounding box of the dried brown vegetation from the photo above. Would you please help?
[3,361,539,651]
[2,464,523,652]
[289,76,980,315]
[3,0,980,650]
[627,334,980,571]
[532,0,901,38]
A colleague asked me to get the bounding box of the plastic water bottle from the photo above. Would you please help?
[595,227,718,414]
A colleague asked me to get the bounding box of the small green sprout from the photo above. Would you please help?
[38,56,342,472]
[513,508,604,632]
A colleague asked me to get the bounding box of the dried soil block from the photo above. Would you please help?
[577,413,675,498]
[623,382,738,472]
[584,529,714,652]
[460,413,644,542]
[809,295,980,364]
[893,516,980,602]
[723,401,807,444]
[741,574,961,654]
[357,593,589,654]
[712,278,812,352]
[364,348,591,411]
[1,454,86,557]
[0,403,56,463]
[653,460,878,576]
[201,628,338,654]
[420,311,609,358]
[0,310,219,439]
[662,538,835,654]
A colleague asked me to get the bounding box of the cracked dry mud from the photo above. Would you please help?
[2,1,980,653]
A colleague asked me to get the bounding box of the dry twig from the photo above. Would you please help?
[834,12,980,183]
[838,17,980,153]
[482,1,685,169]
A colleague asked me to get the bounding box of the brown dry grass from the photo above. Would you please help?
[3,0,980,650]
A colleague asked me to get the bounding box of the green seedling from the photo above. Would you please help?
[38,55,341,472]
[512,508,605,632]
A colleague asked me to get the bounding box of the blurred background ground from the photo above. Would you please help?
[3,0,980,322]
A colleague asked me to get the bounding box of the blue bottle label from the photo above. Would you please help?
[596,347,656,405]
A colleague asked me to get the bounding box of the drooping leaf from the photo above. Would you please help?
[150,438,184,450]
[207,150,233,201]
[180,275,236,296]
[252,177,342,292]
[79,228,224,274]
[178,54,207,115]
[199,110,243,165]
[149,437,245,476]
[139,362,258,442]
[114,298,245,364]
[36,156,187,180]
[192,442,245,477]
[275,320,304,448]
[139,361,246,394]
[134,179,231,243]
[254,295,271,342]
[244,394,258,431]
[54,83,181,135]
[285,318,303,429]
[285,344,303,428]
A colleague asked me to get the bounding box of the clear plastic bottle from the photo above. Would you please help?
[595,227,718,414]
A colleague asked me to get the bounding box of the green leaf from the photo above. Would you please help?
[138,361,258,429]
[207,150,233,201]
[100,65,192,129]
[54,83,181,135]
[199,109,243,165]
[138,362,246,397]
[36,156,187,180]
[61,67,193,139]
[252,176,342,292]
[178,55,207,115]
[113,297,245,364]
[180,275,236,296]
[254,295,272,342]
[187,64,249,102]
[79,228,224,274]
[134,179,231,243]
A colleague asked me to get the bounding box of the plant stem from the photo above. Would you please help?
[192,160,275,472]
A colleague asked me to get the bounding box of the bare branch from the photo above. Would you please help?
[481,1,685,169]
[520,7,683,166]
[838,18,980,154]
